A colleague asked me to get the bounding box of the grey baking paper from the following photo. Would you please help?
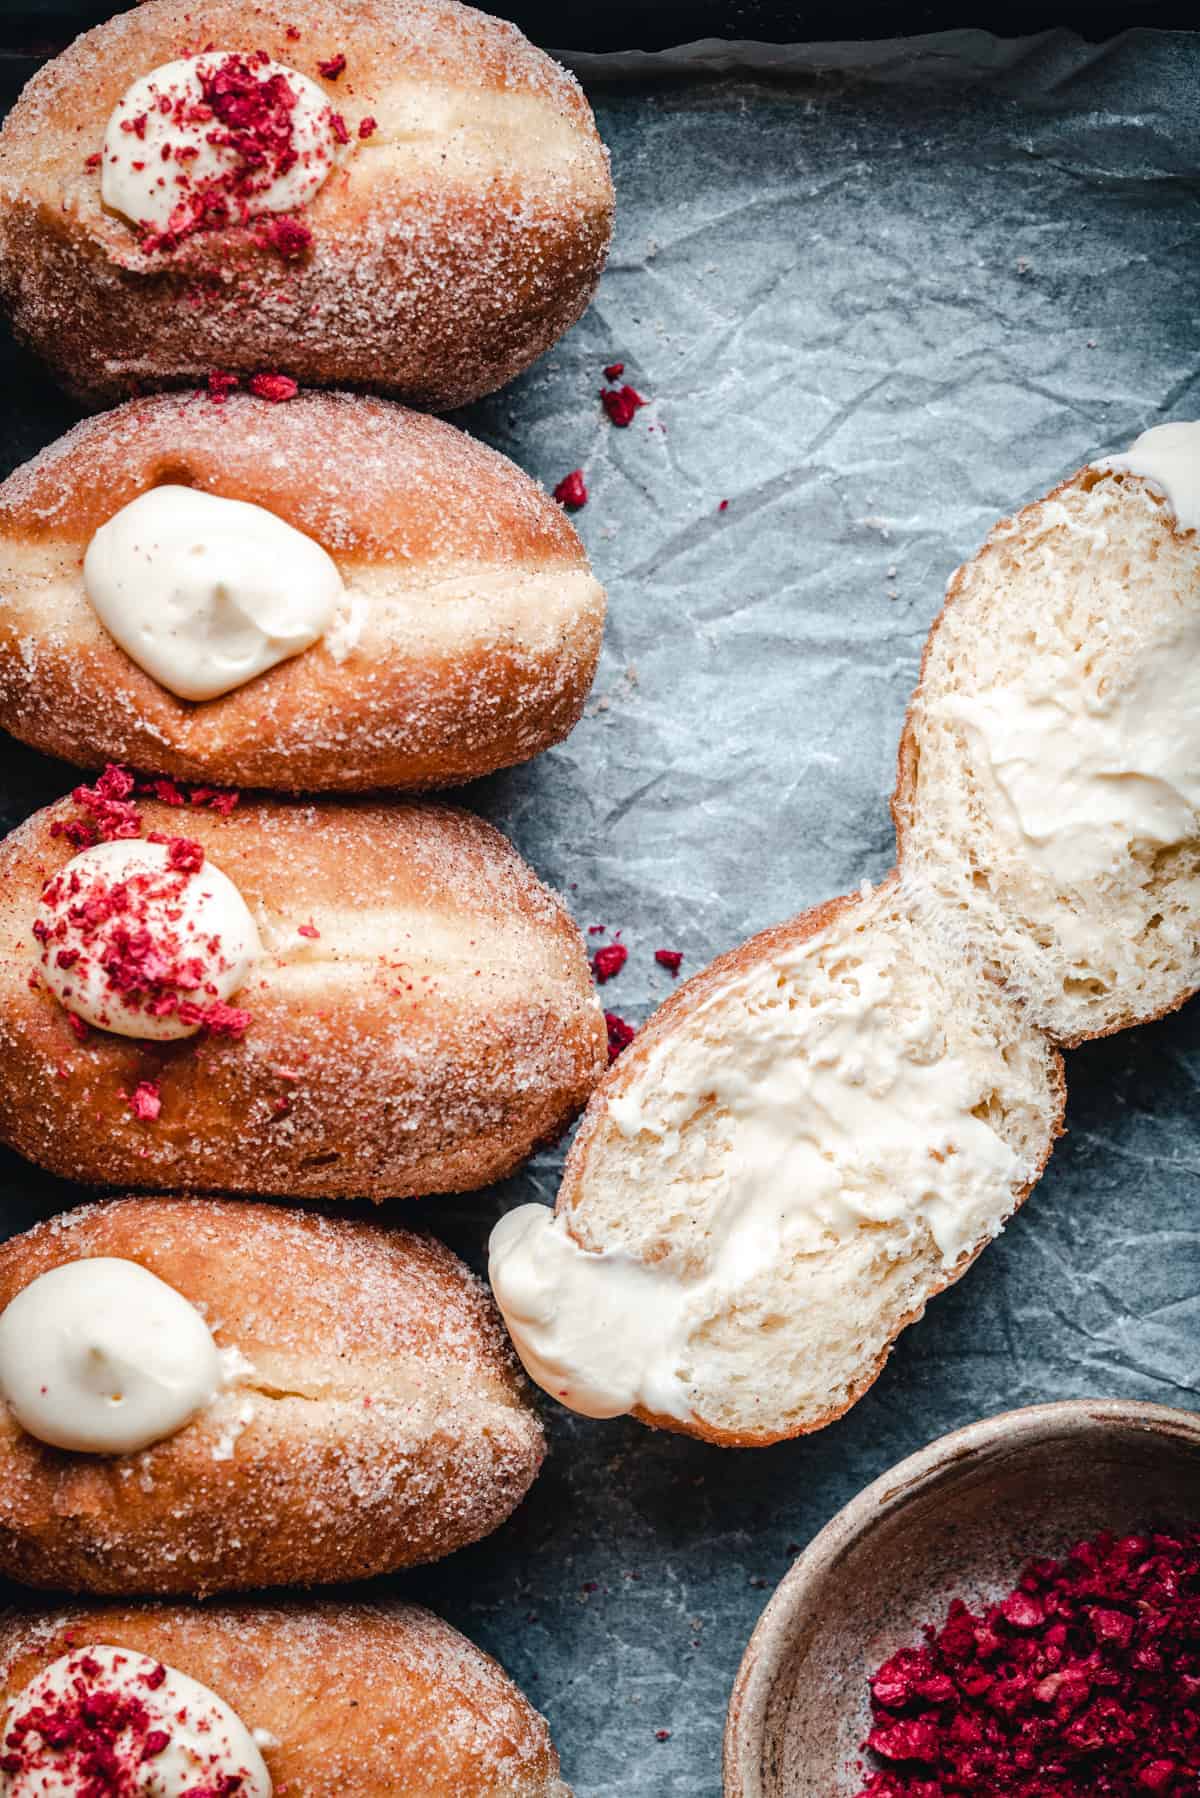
[0,26,1198,1797]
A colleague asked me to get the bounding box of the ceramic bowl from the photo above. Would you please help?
[724,1398,1200,1797]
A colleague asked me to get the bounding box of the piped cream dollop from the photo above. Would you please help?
[0,1645,272,1796]
[490,932,1022,1424]
[1093,419,1200,537]
[85,486,343,702]
[34,837,259,1040]
[101,52,338,238]
[0,1258,224,1454]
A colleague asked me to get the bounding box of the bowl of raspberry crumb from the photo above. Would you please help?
[724,1399,1200,1798]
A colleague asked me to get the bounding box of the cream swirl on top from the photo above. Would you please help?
[101,50,342,249]
[0,1645,272,1797]
[84,486,344,702]
[0,1258,225,1455]
[34,837,259,1040]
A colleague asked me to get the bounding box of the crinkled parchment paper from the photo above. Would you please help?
[0,27,1198,1796]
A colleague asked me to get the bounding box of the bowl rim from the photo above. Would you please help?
[723,1396,1200,1797]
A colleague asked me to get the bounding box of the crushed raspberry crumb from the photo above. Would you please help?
[358,116,377,139]
[553,469,588,510]
[655,949,683,975]
[601,384,648,427]
[206,369,241,403]
[50,765,140,848]
[329,111,350,145]
[855,1525,1200,1798]
[605,1011,636,1059]
[718,498,729,512]
[66,1013,89,1042]
[249,371,299,402]
[297,922,320,939]
[129,1080,162,1122]
[85,151,102,170]
[165,837,204,874]
[603,361,625,380]
[592,943,627,983]
[255,216,313,259]
[655,1729,672,1742]
[318,53,346,78]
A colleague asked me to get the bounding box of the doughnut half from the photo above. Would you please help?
[0,0,614,408]
[497,879,1064,1446]
[0,393,606,791]
[894,452,1200,1045]
[0,1197,543,1595]
[0,791,606,1197]
[0,1600,571,1796]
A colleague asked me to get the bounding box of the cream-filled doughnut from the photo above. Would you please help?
[0,1198,543,1595]
[0,392,607,791]
[0,0,614,408]
[0,1601,571,1795]
[0,780,605,1198]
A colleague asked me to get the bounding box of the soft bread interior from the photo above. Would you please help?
[549,882,1063,1443]
[896,466,1200,1044]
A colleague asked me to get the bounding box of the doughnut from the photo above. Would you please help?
[895,420,1200,1044]
[490,879,1064,1445]
[0,1600,571,1795]
[0,1196,543,1595]
[0,0,614,408]
[0,392,607,791]
[0,778,606,1196]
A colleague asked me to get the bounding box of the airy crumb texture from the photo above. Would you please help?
[0,1600,572,1795]
[0,392,606,790]
[0,0,614,407]
[557,880,1064,1445]
[0,793,606,1197]
[0,1197,543,1596]
[895,467,1200,1046]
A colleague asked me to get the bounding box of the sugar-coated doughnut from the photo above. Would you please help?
[0,392,606,791]
[0,783,606,1197]
[0,1197,543,1596]
[0,1600,572,1795]
[0,0,614,408]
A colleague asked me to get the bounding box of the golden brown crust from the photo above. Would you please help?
[558,879,1067,1448]
[0,0,614,408]
[0,1196,544,1596]
[0,792,607,1197]
[891,463,1200,1048]
[0,1600,572,1795]
[0,392,606,791]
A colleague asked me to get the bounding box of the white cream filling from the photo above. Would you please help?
[491,931,1020,1423]
[0,1257,227,1454]
[1093,419,1200,537]
[101,53,336,234]
[84,487,343,702]
[0,1645,272,1797]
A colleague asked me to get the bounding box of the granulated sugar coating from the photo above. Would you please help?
[0,1600,571,1794]
[0,391,607,790]
[0,791,607,1197]
[0,1197,544,1594]
[856,1527,1200,1798]
[0,0,615,407]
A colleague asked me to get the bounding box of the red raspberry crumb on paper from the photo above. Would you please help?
[318,53,346,78]
[605,1012,635,1060]
[592,943,627,983]
[553,469,588,510]
[601,385,648,428]
[249,371,299,402]
[655,949,683,975]
[603,362,625,380]
[129,1081,161,1122]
